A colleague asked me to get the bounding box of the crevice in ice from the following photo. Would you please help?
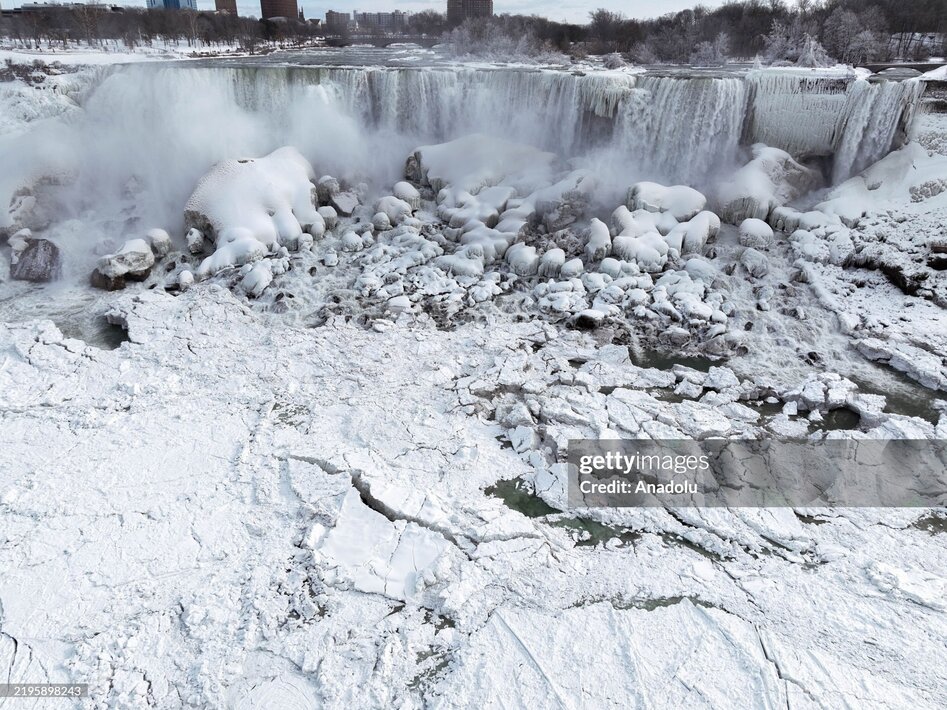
[349,469,474,556]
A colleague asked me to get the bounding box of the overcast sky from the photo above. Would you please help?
[11,0,742,24]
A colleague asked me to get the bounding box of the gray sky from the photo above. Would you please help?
[9,0,739,24]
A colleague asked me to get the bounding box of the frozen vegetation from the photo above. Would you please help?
[0,50,946,707]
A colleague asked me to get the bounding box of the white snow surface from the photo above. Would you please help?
[0,289,945,707]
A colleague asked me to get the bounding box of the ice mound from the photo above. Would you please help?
[406,134,557,195]
[717,144,822,225]
[184,147,320,277]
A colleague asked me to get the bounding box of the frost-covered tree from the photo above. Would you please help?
[847,29,882,65]
[630,42,659,64]
[690,33,730,66]
[444,17,568,63]
[822,8,862,63]
[796,34,832,67]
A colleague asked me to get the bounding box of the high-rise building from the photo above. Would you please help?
[447,0,492,26]
[215,0,237,14]
[325,10,351,31]
[147,0,198,10]
[353,10,408,32]
[260,0,298,20]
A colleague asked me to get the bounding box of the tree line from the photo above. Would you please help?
[1,0,944,64]
[583,0,946,64]
[0,7,321,52]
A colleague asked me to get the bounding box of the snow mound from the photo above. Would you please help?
[184,147,319,277]
[739,218,775,248]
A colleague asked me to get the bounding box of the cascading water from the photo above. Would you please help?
[615,76,748,183]
[744,69,924,181]
[0,62,924,248]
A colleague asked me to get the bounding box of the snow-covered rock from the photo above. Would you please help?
[585,218,611,261]
[185,228,205,255]
[739,218,775,248]
[375,196,413,225]
[539,248,565,278]
[9,237,61,282]
[91,238,155,290]
[393,181,421,210]
[145,228,172,257]
[240,260,273,298]
[627,182,706,221]
[318,206,338,230]
[329,190,360,217]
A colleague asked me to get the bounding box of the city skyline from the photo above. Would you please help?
[3,0,746,24]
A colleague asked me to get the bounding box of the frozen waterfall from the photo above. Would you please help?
[1,63,925,236]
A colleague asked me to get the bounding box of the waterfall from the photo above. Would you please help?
[745,69,924,181]
[615,76,748,183]
[1,63,924,241]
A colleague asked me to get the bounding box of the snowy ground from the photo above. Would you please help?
[1,56,946,708]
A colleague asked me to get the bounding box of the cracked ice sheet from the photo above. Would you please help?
[0,287,945,707]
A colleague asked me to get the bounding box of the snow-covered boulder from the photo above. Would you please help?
[10,236,61,282]
[340,231,364,252]
[330,190,360,217]
[316,175,340,204]
[560,258,584,278]
[185,228,205,255]
[91,238,155,290]
[240,261,273,298]
[318,206,338,230]
[666,211,720,255]
[585,218,612,261]
[374,196,413,225]
[539,248,565,278]
[627,182,706,221]
[185,147,319,277]
[506,242,539,277]
[372,212,391,231]
[392,181,421,210]
[739,218,775,248]
[145,228,172,257]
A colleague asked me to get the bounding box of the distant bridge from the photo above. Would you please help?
[324,34,440,49]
